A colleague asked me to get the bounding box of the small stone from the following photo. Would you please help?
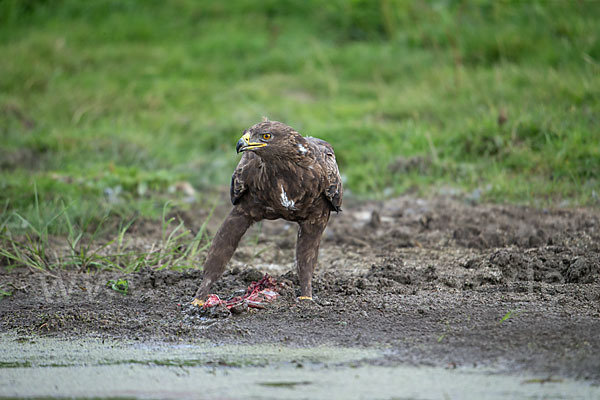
[230,302,249,315]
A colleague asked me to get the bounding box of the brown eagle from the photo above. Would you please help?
[192,119,342,305]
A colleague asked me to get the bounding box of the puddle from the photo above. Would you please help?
[0,333,598,399]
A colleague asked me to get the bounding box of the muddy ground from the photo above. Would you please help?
[1,194,599,382]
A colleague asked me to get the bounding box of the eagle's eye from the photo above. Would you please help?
[262,133,272,140]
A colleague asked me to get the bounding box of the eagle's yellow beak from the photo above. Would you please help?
[236,132,266,153]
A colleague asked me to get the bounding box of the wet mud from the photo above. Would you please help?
[1,195,599,381]
[2,334,598,399]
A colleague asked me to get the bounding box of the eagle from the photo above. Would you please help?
[192,119,342,305]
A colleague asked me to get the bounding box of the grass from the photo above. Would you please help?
[0,0,599,271]
[0,197,214,274]
[498,309,519,325]
[0,285,12,300]
[106,278,129,295]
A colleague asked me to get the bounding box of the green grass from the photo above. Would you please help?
[0,198,214,274]
[1,1,599,252]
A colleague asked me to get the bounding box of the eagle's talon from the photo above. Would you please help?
[191,298,205,307]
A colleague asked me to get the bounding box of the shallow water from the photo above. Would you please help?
[0,333,598,400]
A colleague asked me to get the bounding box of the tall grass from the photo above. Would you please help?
[0,199,214,273]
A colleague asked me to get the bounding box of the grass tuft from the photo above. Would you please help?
[0,200,214,273]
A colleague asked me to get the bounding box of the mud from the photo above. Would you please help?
[1,195,599,382]
[2,334,598,399]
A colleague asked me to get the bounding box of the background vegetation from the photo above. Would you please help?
[1,0,599,238]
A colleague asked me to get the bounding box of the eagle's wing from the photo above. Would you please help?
[323,151,343,212]
[230,153,254,205]
[307,137,343,212]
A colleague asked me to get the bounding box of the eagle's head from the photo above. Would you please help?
[236,120,308,160]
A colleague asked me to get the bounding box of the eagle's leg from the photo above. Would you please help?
[296,217,329,299]
[193,207,253,303]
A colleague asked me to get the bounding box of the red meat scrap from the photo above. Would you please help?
[202,274,281,310]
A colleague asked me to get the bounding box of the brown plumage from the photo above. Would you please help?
[193,119,342,303]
